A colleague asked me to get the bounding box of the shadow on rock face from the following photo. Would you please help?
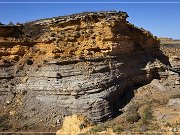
[112,81,147,117]
[111,48,172,118]
[153,50,171,66]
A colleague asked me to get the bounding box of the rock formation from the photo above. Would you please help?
[0,11,168,128]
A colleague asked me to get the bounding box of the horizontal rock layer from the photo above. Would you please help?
[0,11,167,125]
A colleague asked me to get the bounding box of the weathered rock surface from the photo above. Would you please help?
[0,11,170,127]
[56,114,92,135]
[167,98,180,108]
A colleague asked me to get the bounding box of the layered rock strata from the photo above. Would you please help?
[0,11,167,126]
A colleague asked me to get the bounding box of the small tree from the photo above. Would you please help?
[8,21,14,26]
[16,22,22,26]
[0,22,4,25]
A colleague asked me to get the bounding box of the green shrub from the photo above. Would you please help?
[126,112,140,123]
[126,104,140,123]
[89,124,106,133]
[142,105,153,123]
[112,124,123,134]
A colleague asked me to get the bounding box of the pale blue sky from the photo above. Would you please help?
[0,0,180,39]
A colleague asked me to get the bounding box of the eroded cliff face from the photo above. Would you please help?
[0,11,166,129]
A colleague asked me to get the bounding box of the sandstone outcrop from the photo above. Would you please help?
[56,114,92,135]
[0,11,168,128]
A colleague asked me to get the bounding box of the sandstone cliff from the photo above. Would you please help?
[0,11,168,130]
